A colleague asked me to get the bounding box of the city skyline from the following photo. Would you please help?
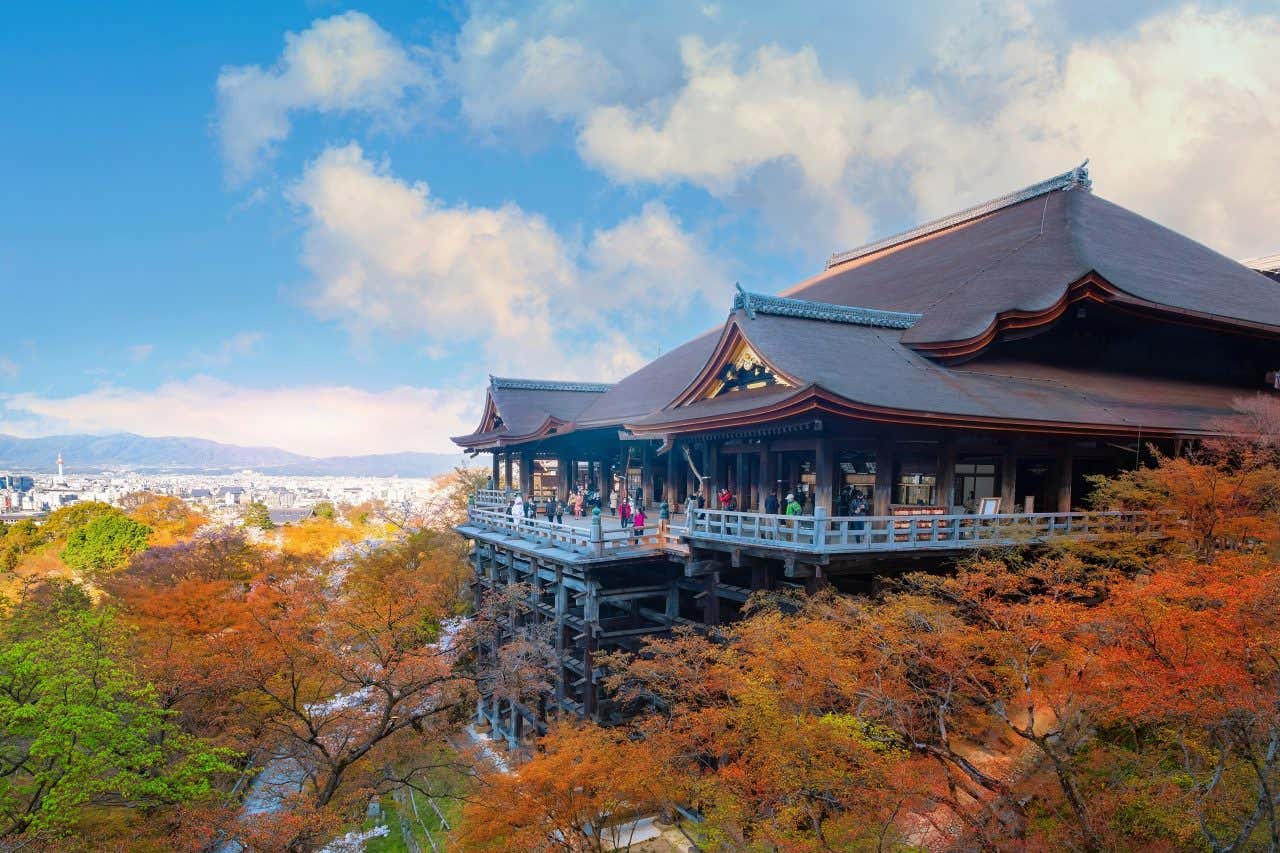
[3,0,1278,455]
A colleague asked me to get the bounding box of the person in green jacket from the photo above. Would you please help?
[784,493,803,516]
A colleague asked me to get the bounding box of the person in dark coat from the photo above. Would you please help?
[545,495,558,523]
[764,491,779,515]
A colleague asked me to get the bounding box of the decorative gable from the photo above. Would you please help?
[705,341,791,398]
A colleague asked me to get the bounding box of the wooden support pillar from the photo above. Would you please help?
[490,452,500,488]
[702,571,720,627]
[874,438,894,516]
[503,452,514,491]
[554,568,567,708]
[1000,442,1018,512]
[639,444,652,507]
[936,437,957,511]
[665,447,678,507]
[759,446,774,509]
[750,562,769,591]
[1056,444,1074,512]
[666,565,681,619]
[735,453,747,510]
[602,456,613,508]
[805,566,823,595]
[556,455,570,502]
[815,436,833,514]
[707,441,721,503]
[519,450,534,496]
[583,631,598,718]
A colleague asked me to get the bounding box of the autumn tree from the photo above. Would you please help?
[123,492,208,546]
[456,723,666,852]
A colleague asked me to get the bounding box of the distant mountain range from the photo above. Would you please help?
[0,433,470,478]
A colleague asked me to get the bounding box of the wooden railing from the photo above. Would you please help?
[465,506,685,557]
[686,508,1155,554]
[474,489,516,508]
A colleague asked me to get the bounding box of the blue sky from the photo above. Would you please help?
[1,0,1277,455]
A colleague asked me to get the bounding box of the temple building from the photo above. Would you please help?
[453,163,1280,746]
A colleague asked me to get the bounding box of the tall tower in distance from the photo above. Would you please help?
[57,453,64,481]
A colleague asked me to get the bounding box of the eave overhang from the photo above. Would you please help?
[907,271,1280,363]
[626,383,1238,441]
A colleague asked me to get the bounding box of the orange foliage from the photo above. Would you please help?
[123,493,207,547]
[455,723,665,852]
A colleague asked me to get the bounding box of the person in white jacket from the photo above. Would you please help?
[511,495,524,520]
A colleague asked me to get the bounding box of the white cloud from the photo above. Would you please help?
[0,357,18,381]
[0,377,476,456]
[216,11,429,184]
[445,2,1280,258]
[128,344,154,363]
[288,144,726,379]
[197,331,263,366]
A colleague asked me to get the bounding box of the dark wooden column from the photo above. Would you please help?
[734,453,747,509]
[556,455,570,502]
[873,438,894,516]
[665,447,678,507]
[490,452,500,487]
[936,437,957,510]
[639,443,652,507]
[1056,444,1074,512]
[601,455,613,508]
[702,571,720,626]
[503,452,514,491]
[519,450,533,496]
[759,446,774,509]
[815,436,833,514]
[1000,442,1018,512]
[707,441,721,502]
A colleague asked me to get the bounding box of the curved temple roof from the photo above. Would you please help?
[453,165,1280,449]
[452,376,613,449]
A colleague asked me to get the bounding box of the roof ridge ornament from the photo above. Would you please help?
[734,282,756,319]
[490,377,614,393]
[826,160,1093,270]
[732,290,921,329]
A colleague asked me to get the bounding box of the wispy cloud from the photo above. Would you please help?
[215,11,431,184]
[128,344,154,363]
[0,377,477,456]
[290,144,726,379]
[195,332,263,367]
[0,357,18,380]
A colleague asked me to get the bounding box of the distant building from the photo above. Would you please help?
[0,475,34,492]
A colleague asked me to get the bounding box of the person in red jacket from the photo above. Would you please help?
[718,486,732,509]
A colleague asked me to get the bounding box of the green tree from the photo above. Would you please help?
[242,501,274,531]
[60,513,151,577]
[0,582,234,838]
[40,501,121,541]
[313,500,336,520]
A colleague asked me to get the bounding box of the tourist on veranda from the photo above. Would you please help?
[511,494,524,520]
[784,493,803,516]
[764,490,779,515]
[526,494,536,518]
[632,505,646,543]
[545,495,557,523]
[609,490,618,516]
[620,496,633,527]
